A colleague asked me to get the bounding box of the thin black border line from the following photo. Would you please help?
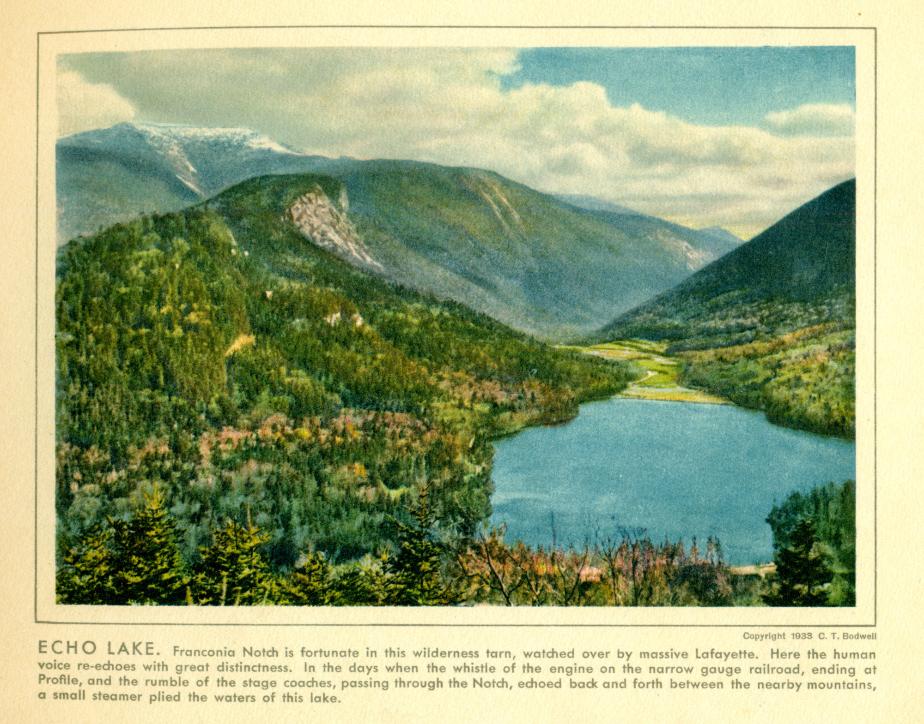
[34,33,41,625]
[872,26,878,626]
[37,25,878,35]
[36,25,877,627]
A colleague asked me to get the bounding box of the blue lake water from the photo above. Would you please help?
[490,398,855,565]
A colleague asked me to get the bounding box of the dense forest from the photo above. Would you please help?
[678,322,855,437]
[56,172,856,607]
[57,477,854,607]
[55,173,633,598]
[57,482,740,606]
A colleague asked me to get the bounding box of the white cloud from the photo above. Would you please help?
[62,50,855,237]
[56,68,136,137]
[763,103,855,137]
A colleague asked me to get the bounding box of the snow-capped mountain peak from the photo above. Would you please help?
[126,122,303,156]
[57,122,329,242]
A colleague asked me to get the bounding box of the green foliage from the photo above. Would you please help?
[56,174,632,604]
[109,488,187,604]
[383,488,458,606]
[763,518,831,606]
[602,180,855,342]
[192,519,274,606]
[56,488,187,605]
[277,552,335,605]
[59,509,743,607]
[56,526,116,604]
[62,477,830,607]
[55,170,858,608]
[764,480,855,606]
[679,325,854,437]
[599,181,856,438]
[328,559,389,606]
[56,211,249,464]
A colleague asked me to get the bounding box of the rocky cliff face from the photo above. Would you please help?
[288,185,382,271]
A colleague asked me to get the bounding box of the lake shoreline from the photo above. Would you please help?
[490,395,856,567]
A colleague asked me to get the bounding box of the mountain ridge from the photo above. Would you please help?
[58,123,748,340]
[55,169,633,568]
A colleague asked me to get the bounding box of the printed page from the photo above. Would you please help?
[1,1,922,721]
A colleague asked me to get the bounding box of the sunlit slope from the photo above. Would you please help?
[601,179,855,346]
[56,171,631,565]
[312,159,737,339]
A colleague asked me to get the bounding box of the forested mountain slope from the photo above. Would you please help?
[599,180,856,437]
[56,172,632,582]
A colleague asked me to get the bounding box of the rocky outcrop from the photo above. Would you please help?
[288,185,382,271]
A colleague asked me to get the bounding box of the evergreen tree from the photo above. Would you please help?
[278,551,334,605]
[384,488,457,605]
[109,488,187,604]
[766,481,855,606]
[330,556,388,606]
[193,518,273,605]
[56,178,635,607]
[764,518,831,606]
[56,526,116,604]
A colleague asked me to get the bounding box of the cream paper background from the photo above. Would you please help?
[1,1,921,721]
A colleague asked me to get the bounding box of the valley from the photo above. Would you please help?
[566,340,728,404]
[600,180,856,438]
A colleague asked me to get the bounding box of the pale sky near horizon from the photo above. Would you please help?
[57,47,855,238]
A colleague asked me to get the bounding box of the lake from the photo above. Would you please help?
[490,397,856,565]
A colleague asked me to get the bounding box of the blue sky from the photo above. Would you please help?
[58,47,856,236]
[505,47,854,127]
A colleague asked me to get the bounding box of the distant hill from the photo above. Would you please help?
[558,195,742,258]
[58,123,742,340]
[599,179,856,437]
[698,226,744,248]
[601,179,855,346]
[555,194,643,216]
[315,160,745,339]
